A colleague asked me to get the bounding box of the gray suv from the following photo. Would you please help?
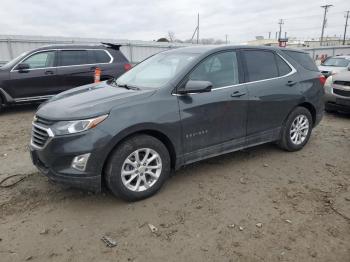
[29,46,325,201]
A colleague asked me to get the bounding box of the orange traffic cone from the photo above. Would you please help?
[94,67,101,83]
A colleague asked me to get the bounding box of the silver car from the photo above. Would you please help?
[319,55,350,77]
[324,71,350,113]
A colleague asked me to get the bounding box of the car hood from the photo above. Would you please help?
[331,71,350,82]
[318,65,347,73]
[36,81,156,120]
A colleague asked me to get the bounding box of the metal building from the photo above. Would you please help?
[0,35,188,65]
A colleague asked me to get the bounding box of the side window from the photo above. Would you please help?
[189,51,239,88]
[92,50,112,64]
[243,50,278,82]
[276,55,292,76]
[59,50,88,66]
[21,51,55,69]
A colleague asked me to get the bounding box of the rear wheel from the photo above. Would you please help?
[278,107,313,152]
[105,135,170,201]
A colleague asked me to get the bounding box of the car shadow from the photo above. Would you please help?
[1,103,39,115]
[325,110,350,119]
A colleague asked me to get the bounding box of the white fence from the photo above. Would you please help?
[0,35,188,65]
[1,35,350,66]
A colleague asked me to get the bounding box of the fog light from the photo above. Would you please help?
[72,153,90,171]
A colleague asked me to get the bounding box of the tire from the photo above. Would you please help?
[105,135,170,201]
[278,107,313,152]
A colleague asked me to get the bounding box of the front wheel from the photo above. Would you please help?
[105,135,170,201]
[278,107,313,152]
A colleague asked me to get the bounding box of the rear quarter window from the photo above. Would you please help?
[90,50,112,64]
[282,50,318,71]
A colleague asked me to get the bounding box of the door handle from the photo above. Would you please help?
[45,70,54,75]
[287,80,297,86]
[231,91,246,97]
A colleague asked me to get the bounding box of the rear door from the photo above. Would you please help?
[87,49,117,80]
[56,49,94,92]
[241,49,301,141]
[8,50,59,99]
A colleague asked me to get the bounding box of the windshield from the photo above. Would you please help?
[322,57,350,67]
[1,51,29,69]
[116,51,199,88]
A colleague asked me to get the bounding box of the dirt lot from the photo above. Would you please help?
[0,105,349,262]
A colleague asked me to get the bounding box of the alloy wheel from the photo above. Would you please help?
[289,114,309,145]
[121,148,162,192]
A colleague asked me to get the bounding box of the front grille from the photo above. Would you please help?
[333,88,350,97]
[334,81,350,87]
[31,124,50,148]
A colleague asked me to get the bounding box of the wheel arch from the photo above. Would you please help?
[102,128,178,178]
[297,102,316,126]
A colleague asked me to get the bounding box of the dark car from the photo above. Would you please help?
[29,45,324,201]
[0,43,131,111]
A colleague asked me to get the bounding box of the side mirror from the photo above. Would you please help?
[16,63,30,72]
[178,80,212,94]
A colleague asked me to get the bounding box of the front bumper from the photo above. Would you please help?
[29,127,112,192]
[324,85,350,112]
[30,147,101,191]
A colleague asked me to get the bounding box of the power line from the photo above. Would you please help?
[343,11,350,45]
[320,4,333,46]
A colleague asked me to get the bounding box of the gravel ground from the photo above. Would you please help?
[0,105,349,262]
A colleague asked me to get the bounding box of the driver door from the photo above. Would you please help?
[9,50,59,99]
[177,51,248,164]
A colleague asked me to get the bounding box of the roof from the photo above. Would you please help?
[331,55,350,59]
[35,43,116,50]
[164,45,308,55]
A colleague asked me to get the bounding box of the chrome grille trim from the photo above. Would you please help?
[30,123,54,149]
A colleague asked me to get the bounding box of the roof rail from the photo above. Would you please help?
[101,42,122,50]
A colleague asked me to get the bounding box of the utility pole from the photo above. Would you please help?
[225,34,228,44]
[278,19,284,40]
[190,13,200,44]
[343,11,349,45]
[197,13,199,44]
[320,4,333,46]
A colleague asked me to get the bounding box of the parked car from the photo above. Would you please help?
[0,43,131,111]
[29,45,325,201]
[324,70,350,113]
[318,55,350,77]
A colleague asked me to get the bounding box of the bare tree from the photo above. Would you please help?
[168,31,175,42]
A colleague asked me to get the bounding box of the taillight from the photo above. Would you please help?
[319,75,326,86]
[124,63,132,71]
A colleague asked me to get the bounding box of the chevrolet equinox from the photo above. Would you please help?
[29,46,325,201]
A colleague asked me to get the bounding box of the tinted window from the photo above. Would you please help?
[189,51,239,88]
[276,55,292,76]
[60,50,88,66]
[283,50,318,71]
[92,50,111,63]
[22,51,55,69]
[243,50,278,82]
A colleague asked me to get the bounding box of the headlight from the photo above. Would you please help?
[324,75,333,88]
[51,115,108,136]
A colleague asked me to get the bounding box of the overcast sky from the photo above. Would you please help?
[0,0,349,43]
